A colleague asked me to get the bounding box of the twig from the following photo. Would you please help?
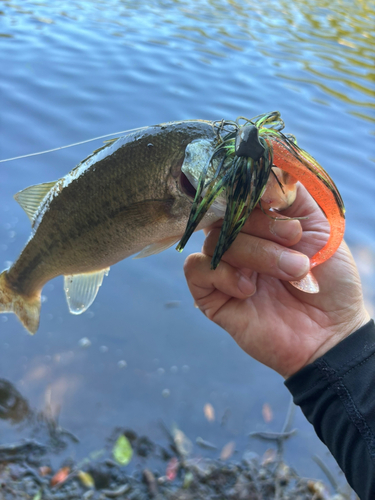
[312,454,350,498]
[282,396,296,434]
[249,430,297,442]
[101,483,130,497]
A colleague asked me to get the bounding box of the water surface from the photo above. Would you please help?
[0,0,374,486]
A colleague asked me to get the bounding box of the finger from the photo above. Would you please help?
[204,208,303,246]
[281,183,328,230]
[203,229,310,281]
[183,253,257,319]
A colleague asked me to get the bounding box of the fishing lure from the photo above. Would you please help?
[177,111,346,293]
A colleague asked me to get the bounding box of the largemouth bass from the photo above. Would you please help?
[0,121,221,334]
[0,114,343,334]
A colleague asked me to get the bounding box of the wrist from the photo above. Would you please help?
[305,309,372,367]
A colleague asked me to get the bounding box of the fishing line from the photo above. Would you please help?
[0,119,228,164]
[0,126,150,163]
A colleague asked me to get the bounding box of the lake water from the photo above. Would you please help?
[0,0,374,487]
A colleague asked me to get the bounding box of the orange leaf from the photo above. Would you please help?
[203,403,215,422]
[50,466,70,487]
[220,441,235,460]
[261,448,276,465]
[262,403,273,423]
[39,466,51,477]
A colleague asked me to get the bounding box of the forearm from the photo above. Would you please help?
[285,319,375,499]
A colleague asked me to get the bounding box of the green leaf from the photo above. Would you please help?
[113,435,133,465]
[32,491,42,500]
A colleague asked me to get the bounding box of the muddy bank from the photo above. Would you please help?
[0,441,341,500]
[0,379,353,500]
[0,424,351,500]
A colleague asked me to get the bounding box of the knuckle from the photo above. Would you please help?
[237,236,279,273]
[183,253,202,278]
[205,309,216,321]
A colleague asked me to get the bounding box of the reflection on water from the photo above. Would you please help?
[0,0,374,487]
[0,379,30,424]
[0,377,80,458]
[1,0,374,120]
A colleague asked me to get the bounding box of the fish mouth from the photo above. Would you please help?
[179,172,197,200]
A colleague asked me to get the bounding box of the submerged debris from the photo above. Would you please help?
[0,427,351,500]
[0,443,347,500]
[0,382,351,500]
[0,384,352,499]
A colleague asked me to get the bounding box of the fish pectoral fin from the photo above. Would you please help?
[134,236,180,259]
[64,268,110,315]
[14,181,58,223]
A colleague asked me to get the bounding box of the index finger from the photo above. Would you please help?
[204,207,303,247]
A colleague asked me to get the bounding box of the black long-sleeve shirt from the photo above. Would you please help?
[285,319,375,499]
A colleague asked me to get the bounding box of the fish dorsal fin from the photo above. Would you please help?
[133,236,180,259]
[14,181,57,223]
[64,268,110,315]
[103,137,118,146]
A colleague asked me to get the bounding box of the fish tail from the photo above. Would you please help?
[0,270,41,334]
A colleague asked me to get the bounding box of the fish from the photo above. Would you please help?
[0,115,343,334]
[0,119,294,335]
[0,121,222,334]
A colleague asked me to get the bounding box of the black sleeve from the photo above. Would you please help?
[284,319,375,499]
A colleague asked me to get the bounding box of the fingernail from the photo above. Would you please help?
[238,273,256,296]
[270,219,300,240]
[278,251,310,277]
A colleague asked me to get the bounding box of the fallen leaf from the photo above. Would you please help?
[172,427,192,458]
[143,469,158,496]
[203,403,215,422]
[113,434,133,465]
[183,471,194,489]
[39,466,51,476]
[261,448,276,465]
[166,457,179,481]
[220,441,235,460]
[32,491,42,500]
[307,480,327,494]
[196,436,217,450]
[262,403,273,423]
[51,466,70,487]
[77,470,95,488]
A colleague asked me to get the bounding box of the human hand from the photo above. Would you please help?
[184,184,371,378]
